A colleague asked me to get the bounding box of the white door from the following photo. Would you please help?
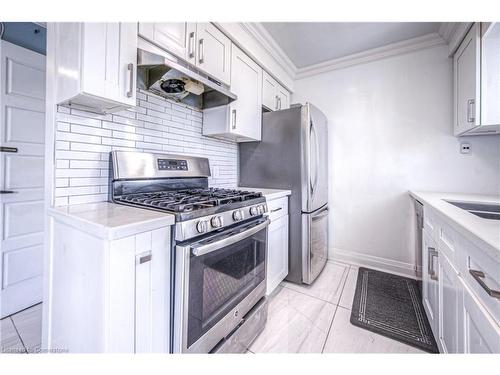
[229,45,262,141]
[196,23,231,85]
[454,23,480,135]
[0,41,45,317]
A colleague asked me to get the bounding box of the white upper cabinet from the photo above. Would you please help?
[454,23,480,135]
[262,70,290,111]
[454,22,500,135]
[139,22,231,86]
[203,45,262,142]
[193,23,231,85]
[55,23,137,113]
[138,23,189,60]
[480,23,500,127]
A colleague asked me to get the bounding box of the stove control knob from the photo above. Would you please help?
[196,220,209,234]
[257,205,265,215]
[233,210,243,222]
[249,206,259,216]
[211,216,223,228]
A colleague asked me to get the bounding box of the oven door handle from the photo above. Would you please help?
[191,219,270,257]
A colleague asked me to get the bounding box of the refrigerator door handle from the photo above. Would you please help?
[309,120,320,198]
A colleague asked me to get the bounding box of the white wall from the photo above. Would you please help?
[292,44,500,275]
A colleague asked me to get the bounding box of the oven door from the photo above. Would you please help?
[174,218,270,353]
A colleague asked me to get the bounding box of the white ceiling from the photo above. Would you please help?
[261,22,441,68]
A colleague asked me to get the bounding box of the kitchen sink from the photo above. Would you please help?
[445,200,500,220]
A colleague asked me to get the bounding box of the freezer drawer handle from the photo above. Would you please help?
[469,269,500,300]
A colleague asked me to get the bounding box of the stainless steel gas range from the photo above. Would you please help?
[110,151,270,353]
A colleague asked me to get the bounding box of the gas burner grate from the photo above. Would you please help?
[116,188,262,213]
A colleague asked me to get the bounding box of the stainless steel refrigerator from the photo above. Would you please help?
[239,103,329,285]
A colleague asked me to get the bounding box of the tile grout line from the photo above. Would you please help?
[320,265,351,353]
[9,317,28,354]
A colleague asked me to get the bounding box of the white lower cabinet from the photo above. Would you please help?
[422,230,440,338]
[45,217,171,353]
[265,196,289,295]
[438,253,464,354]
[462,280,500,353]
[421,206,500,353]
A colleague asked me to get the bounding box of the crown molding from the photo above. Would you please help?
[240,22,298,79]
[295,32,446,80]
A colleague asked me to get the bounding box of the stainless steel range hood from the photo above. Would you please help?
[137,38,236,109]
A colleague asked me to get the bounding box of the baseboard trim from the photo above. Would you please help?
[331,248,419,280]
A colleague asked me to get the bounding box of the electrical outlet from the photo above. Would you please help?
[460,142,471,154]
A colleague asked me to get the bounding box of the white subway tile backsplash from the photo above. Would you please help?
[54,90,238,206]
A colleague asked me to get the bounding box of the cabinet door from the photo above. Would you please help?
[138,23,188,60]
[229,45,263,141]
[422,230,440,338]
[82,23,137,107]
[277,85,290,110]
[480,22,500,126]
[196,23,231,85]
[266,215,289,295]
[262,71,279,111]
[463,281,500,353]
[438,253,463,353]
[454,23,480,135]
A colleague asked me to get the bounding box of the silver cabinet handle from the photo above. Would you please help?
[270,207,282,213]
[136,252,152,265]
[277,97,281,110]
[188,32,195,59]
[199,38,204,64]
[1,146,18,153]
[126,63,134,98]
[275,95,279,111]
[0,190,17,194]
[469,270,500,300]
[467,99,475,123]
[428,247,438,281]
[231,109,237,130]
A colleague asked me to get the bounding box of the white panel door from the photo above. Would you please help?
[196,23,231,85]
[0,41,45,318]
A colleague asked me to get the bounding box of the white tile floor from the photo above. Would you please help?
[1,303,42,354]
[0,261,425,354]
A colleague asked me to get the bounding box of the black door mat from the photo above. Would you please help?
[350,267,439,353]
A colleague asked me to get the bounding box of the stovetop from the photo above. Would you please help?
[114,188,265,221]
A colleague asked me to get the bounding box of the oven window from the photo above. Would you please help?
[187,226,266,348]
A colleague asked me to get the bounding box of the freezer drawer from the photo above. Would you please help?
[302,205,329,284]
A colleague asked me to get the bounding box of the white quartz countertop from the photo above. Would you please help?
[239,187,292,201]
[48,202,175,240]
[410,191,500,255]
